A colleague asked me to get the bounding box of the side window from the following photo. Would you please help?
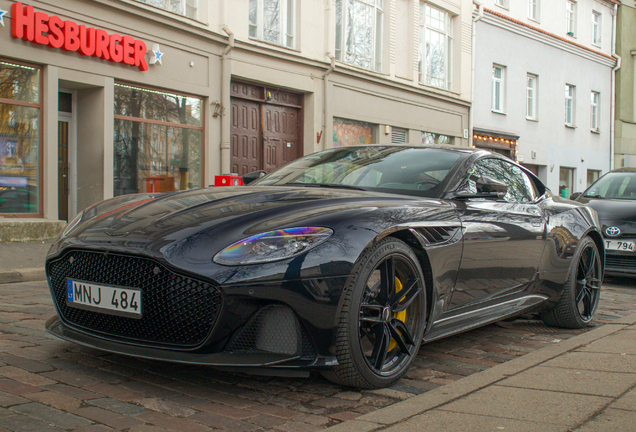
[471,158,534,203]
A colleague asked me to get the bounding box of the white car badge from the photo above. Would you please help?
[605,226,621,237]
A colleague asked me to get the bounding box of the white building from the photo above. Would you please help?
[472,0,618,196]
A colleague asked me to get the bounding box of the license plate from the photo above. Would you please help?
[66,279,142,318]
[605,240,635,252]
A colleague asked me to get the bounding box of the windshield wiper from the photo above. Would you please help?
[284,183,366,191]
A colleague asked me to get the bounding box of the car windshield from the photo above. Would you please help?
[583,172,636,200]
[253,146,464,197]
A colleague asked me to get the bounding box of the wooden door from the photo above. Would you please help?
[262,104,299,172]
[230,99,261,176]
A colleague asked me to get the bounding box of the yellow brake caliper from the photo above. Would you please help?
[388,277,407,351]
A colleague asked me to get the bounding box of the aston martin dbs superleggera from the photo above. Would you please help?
[45,145,604,389]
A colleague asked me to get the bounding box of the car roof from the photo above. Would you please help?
[609,167,636,173]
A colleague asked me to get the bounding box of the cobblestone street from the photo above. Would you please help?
[1,278,634,432]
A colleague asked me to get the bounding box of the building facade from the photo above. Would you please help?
[472,0,618,196]
[615,0,636,167]
[0,0,474,234]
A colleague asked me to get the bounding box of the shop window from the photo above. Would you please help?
[113,84,203,196]
[133,0,198,20]
[422,132,452,145]
[249,0,295,48]
[335,0,384,72]
[0,61,41,215]
[333,118,376,148]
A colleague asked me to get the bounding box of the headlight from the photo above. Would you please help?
[213,227,334,265]
[59,211,84,239]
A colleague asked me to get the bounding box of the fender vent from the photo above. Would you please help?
[416,226,460,245]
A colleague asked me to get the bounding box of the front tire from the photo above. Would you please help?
[323,238,427,388]
[541,236,602,329]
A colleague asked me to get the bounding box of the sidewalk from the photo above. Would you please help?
[327,313,636,432]
[0,239,52,283]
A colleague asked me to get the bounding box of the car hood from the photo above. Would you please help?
[577,197,636,223]
[50,186,451,272]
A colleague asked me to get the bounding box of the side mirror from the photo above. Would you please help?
[242,170,267,185]
[569,192,582,201]
[476,175,508,195]
[450,175,508,200]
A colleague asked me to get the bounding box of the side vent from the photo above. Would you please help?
[415,226,460,245]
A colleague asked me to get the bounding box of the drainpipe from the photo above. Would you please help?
[610,3,620,170]
[469,1,484,149]
[220,26,234,175]
[323,53,335,150]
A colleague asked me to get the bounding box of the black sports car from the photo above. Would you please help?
[45,145,604,389]
[572,167,636,277]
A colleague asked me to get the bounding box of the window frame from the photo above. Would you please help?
[527,0,539,22]
[249,0,296,49]
[566,0,577,37]
[419,2,453,91]
[592,10,602,47]
[565,84,575,127]
[495,0,507,9]
[492,65,505,114]
[0,59,43,218]
[591,91,600,131]
[526,74,537,120]
[335,0,384,72]
[133,0,199,20]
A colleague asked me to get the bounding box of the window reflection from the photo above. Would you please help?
[0,62,40,214]
[113,84,203,196]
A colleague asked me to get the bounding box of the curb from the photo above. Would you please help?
[325,313,636,431]
[0,267,46,284]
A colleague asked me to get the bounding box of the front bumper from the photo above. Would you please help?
[46,248,346,370]
[45,315,337,369]
[605,250,636,276]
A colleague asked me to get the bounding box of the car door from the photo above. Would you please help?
[448,157,547,310]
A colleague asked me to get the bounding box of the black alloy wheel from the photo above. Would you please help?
[323,238,427,388]
[541,237,602,329]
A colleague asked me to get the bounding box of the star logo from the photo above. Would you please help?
[150,44,163,65]
[0,8,7,27]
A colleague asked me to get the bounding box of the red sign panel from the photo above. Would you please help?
[10,2,148,71]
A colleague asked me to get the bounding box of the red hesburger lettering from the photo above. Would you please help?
[134,40,148,71]
[78,25,96,56]
[109,34,123,63]
[47,16,64,48]
[94,29,110,60]
[63,21,80,51]
[10,2,147,71]
[11,3,34,41]
[33,11,49,45]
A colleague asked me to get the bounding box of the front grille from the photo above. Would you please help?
[47,250,223,348]
[606,254,636,270]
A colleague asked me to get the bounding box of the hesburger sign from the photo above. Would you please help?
[10,2,149,71]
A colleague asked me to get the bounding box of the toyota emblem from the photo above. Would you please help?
[605,226,621,237]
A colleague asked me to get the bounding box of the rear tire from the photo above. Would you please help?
[323,238,427,389]
[541,237,602,329]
